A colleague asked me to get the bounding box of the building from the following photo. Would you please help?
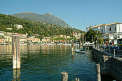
[72,32,81,39]
[27,37,40,43]
[0,31,4,36]
[41,37,51,43]
[6,28,13,31]
[14,24,23,30]
[4,35,12,43]
[88,22,122,44]
[0,39,4,44]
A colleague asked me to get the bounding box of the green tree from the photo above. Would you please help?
[85,29,103,43]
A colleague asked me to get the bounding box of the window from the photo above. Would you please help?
[109,27,111,31]
[115,26,116,32]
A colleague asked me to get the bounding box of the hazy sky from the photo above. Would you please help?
[0,0,122,30]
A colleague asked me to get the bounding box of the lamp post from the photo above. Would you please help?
[113,33,118,57]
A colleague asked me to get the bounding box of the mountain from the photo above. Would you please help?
[0,13,82,37]
[13,12,68,26]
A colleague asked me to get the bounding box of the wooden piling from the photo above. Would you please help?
[114,49,115,57]
[113,80,116,81]
[75,77,80,81]
[72,43,74,52]
[61,72,68,81]
[12,35,20,69]
[96,64,101,81]
[13,69,20,81]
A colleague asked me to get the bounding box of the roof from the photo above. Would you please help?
[88,22,122,29]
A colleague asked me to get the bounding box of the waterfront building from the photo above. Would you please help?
[27,37,40,43]
[4,35,12,43]
[88,22,122,44]
[41,37,51,43]
[72,32,81,39]
[0,39,4,44]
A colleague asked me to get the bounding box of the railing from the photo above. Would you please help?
[94,45,122,58]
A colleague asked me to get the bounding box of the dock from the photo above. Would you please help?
[92,46,122,80]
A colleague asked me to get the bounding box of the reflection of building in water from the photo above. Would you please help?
[40,45,71,55]
[0,45,41,55]
[0,45,71,60]
[0,45,12,54]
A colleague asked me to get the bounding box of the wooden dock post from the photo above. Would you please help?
[12,35,20,69]
[13,69,20,81]
[61,72,68,81]
[96,64,101,81]
[75,77,80,81]
[114,49,116,57]
[72,43,74,52]
[113,80,116,81]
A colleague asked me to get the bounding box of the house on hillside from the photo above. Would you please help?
[14,24,23,30]
[0,31,4,36]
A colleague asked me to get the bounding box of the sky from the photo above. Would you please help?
[0,0,122,31]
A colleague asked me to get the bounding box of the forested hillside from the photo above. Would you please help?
[0,14,82,38]
[13,12,68,27]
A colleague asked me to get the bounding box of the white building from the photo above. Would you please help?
[72,32,81,39]
[0,31,4,36]
[88,22,122,44]
[14,24,23,30]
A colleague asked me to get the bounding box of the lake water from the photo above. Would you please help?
[0,45,97,81]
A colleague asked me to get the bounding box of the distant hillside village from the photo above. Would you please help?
[87,22,122,45]
[0,24,81,45]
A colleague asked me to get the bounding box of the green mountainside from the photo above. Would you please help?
[0,13,82,38]
[13,12,68,27]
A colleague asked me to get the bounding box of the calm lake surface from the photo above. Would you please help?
[0,45,97,81]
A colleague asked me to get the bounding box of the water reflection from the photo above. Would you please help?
[13,69,20,81]
[0,45,97,81]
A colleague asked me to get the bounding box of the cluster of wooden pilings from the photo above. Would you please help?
[61,72,80,81]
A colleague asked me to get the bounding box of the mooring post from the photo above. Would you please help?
[109,46,110,53]
[113,80,116,81]
[12,35,20,69]
[75,77,80,81]
[114,49,115,57]
[96,64,101,81]
[13,69,20,81]
[72,43,74,52]
[61,72,68,81]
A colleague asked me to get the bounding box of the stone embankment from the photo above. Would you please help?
[92,48,122,80]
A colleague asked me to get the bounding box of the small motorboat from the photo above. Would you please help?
[75,48,85,54]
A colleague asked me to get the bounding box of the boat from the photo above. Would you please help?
[75,48,86,54]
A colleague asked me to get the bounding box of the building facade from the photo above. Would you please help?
[88,23,122,44]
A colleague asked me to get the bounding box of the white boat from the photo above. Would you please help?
[75,48,85,54]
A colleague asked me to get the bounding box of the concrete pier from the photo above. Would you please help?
[92,47,122,80]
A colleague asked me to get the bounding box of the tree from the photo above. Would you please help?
[85,29,97,42]
[85,29,103,44]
